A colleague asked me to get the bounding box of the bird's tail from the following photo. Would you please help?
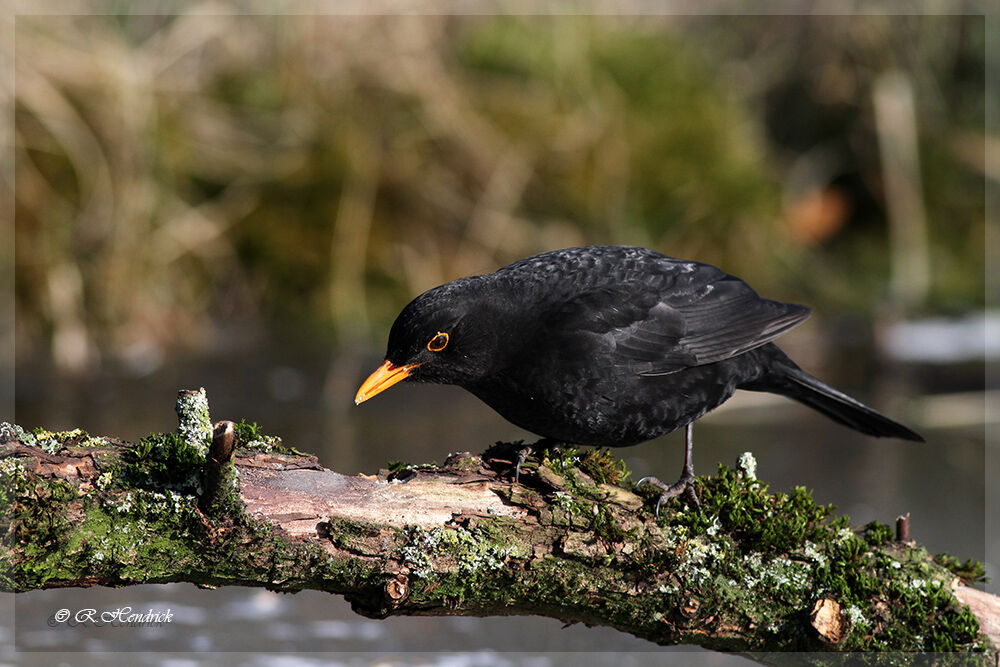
[743,344,924,442]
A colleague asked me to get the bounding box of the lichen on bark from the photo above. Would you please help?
[0,390,994,660]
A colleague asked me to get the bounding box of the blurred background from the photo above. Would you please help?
[4,8,993,665]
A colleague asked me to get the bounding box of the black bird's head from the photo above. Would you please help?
[355,276,503,404]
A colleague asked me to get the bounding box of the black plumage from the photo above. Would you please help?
[356,246,923,510]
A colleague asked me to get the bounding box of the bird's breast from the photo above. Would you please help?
[466,355,749,447]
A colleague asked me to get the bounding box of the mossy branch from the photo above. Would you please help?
[1,389,996,661]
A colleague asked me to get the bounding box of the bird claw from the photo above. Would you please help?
[514,446,533,484]
[635,475,661,490]
[513,439,560,484]
[636,474,700,518]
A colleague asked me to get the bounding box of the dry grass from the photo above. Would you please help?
[12,12,984,371]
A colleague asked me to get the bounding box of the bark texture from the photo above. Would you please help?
[1,389,996,661]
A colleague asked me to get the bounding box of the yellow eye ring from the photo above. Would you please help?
[427,332,449,352]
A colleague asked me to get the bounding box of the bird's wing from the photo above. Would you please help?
[546,272,811,376]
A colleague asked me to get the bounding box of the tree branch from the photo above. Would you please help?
[1,389,996,659]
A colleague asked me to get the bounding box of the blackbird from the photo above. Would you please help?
[355,246,922,512]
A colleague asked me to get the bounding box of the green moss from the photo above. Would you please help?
[670,466,983,651]
[0,457,32,530]
[670,463,847,553]
[35,490,203,585]
[386,460,412,474]
[4,413,991,654]
[6,474,86,589]
[233,419,279,450]
[232,419,312,456]
[473,441,989,652]
[590,503,634,544]
[933,553,989,585]
[443,452,482,472]
[8,472,207,588]
[543,445,581,476]
[861,520,895,547]
[382,460,440,481]
[124,432,205,494]
[578,448,630,485]
[539,449,990,653]
[320,516,405,558]
[3,405,386,597]
[5,450,381,594]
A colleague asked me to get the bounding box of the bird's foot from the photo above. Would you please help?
[514,439,560,483]
[636,474,700,517]
[514,445,532,483]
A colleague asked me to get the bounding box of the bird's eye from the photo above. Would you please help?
[427,332,449,352]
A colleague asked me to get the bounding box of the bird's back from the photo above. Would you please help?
[469,246,810,445]
[495,246,718,298]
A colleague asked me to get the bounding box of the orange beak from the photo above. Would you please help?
[355,360,422,405]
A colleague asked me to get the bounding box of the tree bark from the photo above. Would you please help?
[1,389,996,660]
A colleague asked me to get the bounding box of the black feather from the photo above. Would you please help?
[369,245,923,449]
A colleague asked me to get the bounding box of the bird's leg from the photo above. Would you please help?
[636,423,700,516]
[514,438,559,483]
[514,445,532,483]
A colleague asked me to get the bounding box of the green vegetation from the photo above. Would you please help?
[386,460,414,474]
[232,419,311,457]
[424,444,990,653]
[13,15,984,372]
[174,390,213,453]
[125,432,205,494]
[400,522,527,583]
[673,464,850,553]
[2,426,378,595]
[29,427,111,455]
[233,419,281,450]
[578,447,631,485]
[1,411,990,654]
[648,460,987,652]
[934,553,990,586]
[861,520,896,547]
